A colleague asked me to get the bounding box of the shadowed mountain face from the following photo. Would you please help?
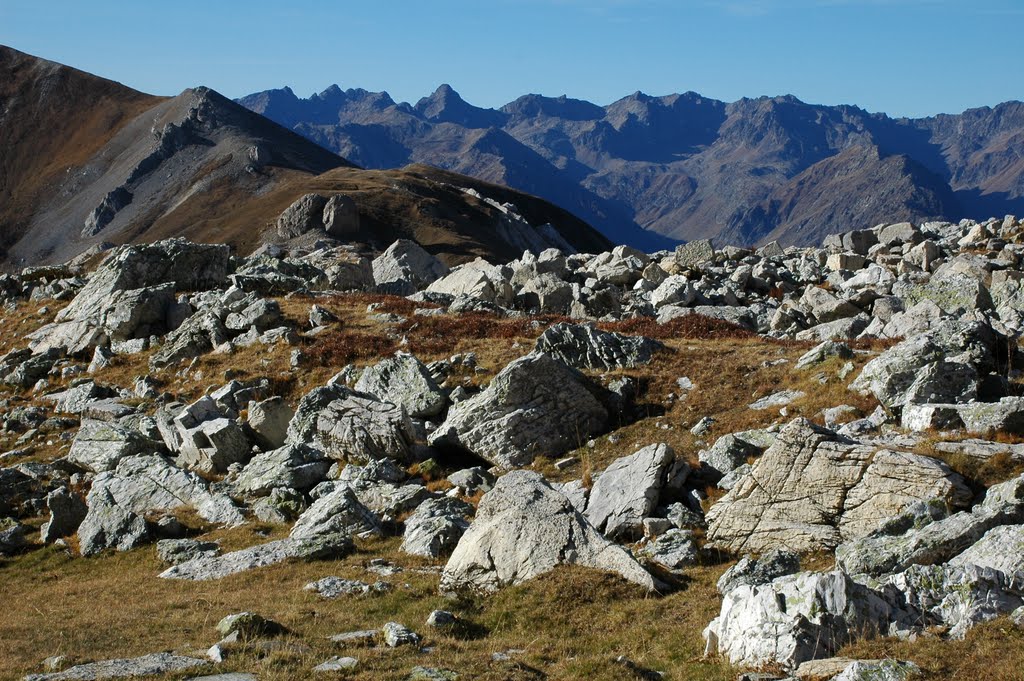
[240,84,1024,247]
[0,46,612,266]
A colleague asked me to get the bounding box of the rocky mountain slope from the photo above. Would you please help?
[240,84,1024,248]
[0,46,611,268]
[2,213,1024,679]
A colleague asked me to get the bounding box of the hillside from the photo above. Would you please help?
[240,84,1024,247]
[2,214,1024,679]
[0,46,611,267]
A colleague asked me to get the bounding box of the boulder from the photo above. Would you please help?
[67,419,165,473]
[56,239,229,325]
[157,538,220,565]
[440,471,657,593]
[40,487,87,544]
[706,419,971,553]
[277,193,328,238]
[355,353,447,418]
[160,534,353,580]
[290,485,383,540]
[534,323,662,371]
[78,455,244,555]
[849,320,1002,410]
[401,497,473,558]
[426,258,512,306]
[836,473,1024,576]
[286,384,414,463]
[585,444,675,540]
[888,562,1024,639]
[246,397,294,450]
[322,194,360,237]
[430,352,609,468]
[703,570,892,671]
[22,653,209,681]
[149,310,229,369]
[637,528,697,570]
[674,239,714,268]
[372,239,449,295]
[235,444,331,496]
[716,548,801,595]
[699,434,764,479]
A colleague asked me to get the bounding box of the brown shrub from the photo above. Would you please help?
[305,330,398,365]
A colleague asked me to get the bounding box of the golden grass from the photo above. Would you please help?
[0,533,736,681]
[4,291,1023,681]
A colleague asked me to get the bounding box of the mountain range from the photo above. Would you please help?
[0,46,609,267]
[239,83,1024,248]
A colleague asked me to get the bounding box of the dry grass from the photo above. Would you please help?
[0,533,735,681]
[4,293,1022,680]
[838,618,1024,680]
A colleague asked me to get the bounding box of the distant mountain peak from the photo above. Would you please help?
[415,83,505,129]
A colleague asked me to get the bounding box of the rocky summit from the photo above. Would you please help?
[2,212,1024,679]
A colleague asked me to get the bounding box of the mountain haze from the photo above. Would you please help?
[240,84,1024,246]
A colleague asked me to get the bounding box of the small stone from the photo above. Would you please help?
[382,621,421,647]
[426,610,457,628]
[313,656,358,672]
[215,612,282,638]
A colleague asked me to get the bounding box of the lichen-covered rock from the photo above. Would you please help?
[67,419,165,473]
[429,352,609,468]
[290,485,383,540]
[440,470,657,593]
[401,497,473,558]
[534,322,662,370]
[355,353,447,418]
[286,384,414,463]
[703,570,893,670]
[585,443,675,540]
[836,474,1024,577]
[888,562,1023,639]
[235,443,331,496]
[706,419,971,553]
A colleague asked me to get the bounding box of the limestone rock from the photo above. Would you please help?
[706,419,970,553]
[355,353,447,418]
[235,443,331,496]
[160,534,353,580]
[534,322,662,371]
[429,352,608,468]
[401,497,473,558]
[440,470,657,593]
[585,443,675,540]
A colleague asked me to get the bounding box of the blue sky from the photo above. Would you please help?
[2,0,1021,117]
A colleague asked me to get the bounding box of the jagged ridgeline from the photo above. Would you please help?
[0,45,610,269]
[3,212,1024,679]
[240,83,1024,249]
